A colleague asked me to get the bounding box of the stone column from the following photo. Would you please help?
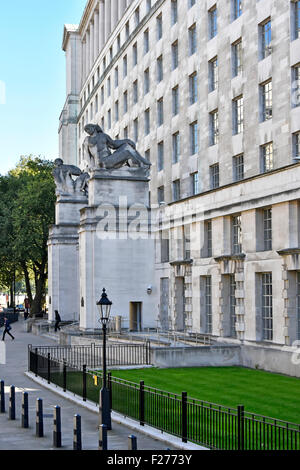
[105,0,112,42]
[112,0,119,28]
[118,0,125,19]
[86,30,90,78]
[90,21,94,68]
[81,39,86,83]
[99,0,105,51]
[94,9,99,59]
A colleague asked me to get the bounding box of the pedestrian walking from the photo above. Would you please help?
[24,297,30,320]
[54,310,61,332]
[2,317,15,341]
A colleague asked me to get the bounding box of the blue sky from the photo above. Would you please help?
[0,0,87,175]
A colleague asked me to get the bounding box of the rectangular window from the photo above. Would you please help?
[157,56,163,82]
[230,274,237,337]
[190,121,198,155]
[260,18,272,60]
[172,179,181,201]
[292,64,300,108]
[261,273,273,341]
[233,96,244,134]
[160,230,170,263]
[210,163,219,189]
[107,77,111,97]
[172,132,180,163]
[144,108,150,135]
[144,68,150,95]
[210,109,219,145]
[232,214,242,254]
[95,94,98,113]
[233,154,244,181]
[158,186,165,204]
[125,21,130,39]
[109,46,113,61]
[189,72,198,105]
[101,86,104,105]
[124,126,128,139]
[135,7,140,27]
[117,34,121,51]
[157,14,163,40]
[114,67,119,88]
[205,220,212,257]
[191,172,199,195]
[144,30,149,54]
[293,131,300,159]
[107,109,111,129]
[115,100,119,122]
[171,0,178,25]
[157,98,164,126]
[133,118,139,142]
[171,41,179,70]
[263,208,272,250]
[232,39,242,77]
[123,55,128,77]
[205,276,212,334]
[172,85,179,116]
[209,5,218,39]
[133,42,138,66]
[209,57,218,92]
[123,91,128,114]
[261,142,273,172]
[260,80,272,121]
[292,1,300,40]
[184,226,191,260]
[133,80,138,104]
[232,0,242,20]
[189,0,196,7]
[157,141,164,171]
[189,24,197,55]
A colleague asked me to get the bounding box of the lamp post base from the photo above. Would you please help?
[99,387,112,431]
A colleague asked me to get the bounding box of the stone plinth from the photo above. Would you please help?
[48,195,88,323]
[79,167,157,331]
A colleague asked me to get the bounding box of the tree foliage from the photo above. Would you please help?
[0,156,56,314]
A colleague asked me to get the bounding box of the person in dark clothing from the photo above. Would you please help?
[54,310,61,332]
[2,317,15,341]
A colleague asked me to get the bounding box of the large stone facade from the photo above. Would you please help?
[58,1,300,365]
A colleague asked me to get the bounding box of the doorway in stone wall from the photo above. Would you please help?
[129,302,142,331]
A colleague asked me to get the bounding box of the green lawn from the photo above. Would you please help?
[109,366,300,424]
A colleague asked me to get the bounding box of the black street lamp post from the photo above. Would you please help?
[97,288,112,430]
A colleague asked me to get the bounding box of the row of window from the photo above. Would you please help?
[80,1,300,114]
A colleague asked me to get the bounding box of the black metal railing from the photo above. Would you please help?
[28,342,150,368]
[28,347,300,450]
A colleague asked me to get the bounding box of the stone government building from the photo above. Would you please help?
[56,0,300,374]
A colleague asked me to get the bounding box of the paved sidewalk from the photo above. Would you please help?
[0,318,179,451]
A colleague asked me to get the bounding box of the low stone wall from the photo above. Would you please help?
[150,343,300,378]
[151,345,242,369]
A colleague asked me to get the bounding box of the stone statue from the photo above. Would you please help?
[83,124,151,170]
[53,158,89,196]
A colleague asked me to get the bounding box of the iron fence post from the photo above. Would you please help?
[108,372,112,410]
[35,348,38,377]
[237,405,245,451]
[63,359,67,392]
[83,364,87,401]
[47,353,51,384]
[139,381,145,426]
[182,391,187,443]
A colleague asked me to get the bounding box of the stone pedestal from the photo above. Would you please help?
[79,168,157,331]
[48,195,88,323]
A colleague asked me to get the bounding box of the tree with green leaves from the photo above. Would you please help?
[0,156,56,315]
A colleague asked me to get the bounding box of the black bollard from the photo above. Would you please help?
[21,392,29,429]
[128,434,137,450]
[0,380,5,413]
[73,414,82,450]
[36,398,44,437]
[9,385,15,420]
[99,424,107,450]
[53,406,62,448]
